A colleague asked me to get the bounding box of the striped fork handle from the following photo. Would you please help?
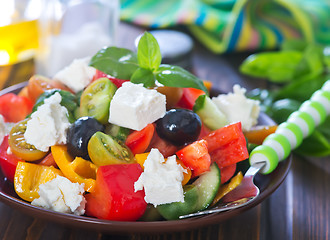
[249,80,330,174]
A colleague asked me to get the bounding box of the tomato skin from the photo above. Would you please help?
[27,75,71,103]
[125,124,155,155]
[198,123,212,139]
[204,122,249,168]
[37,153,58,168]
[85,164,147,221]
[176,140,211,177]
[0,93,33,122]
[202,122,242,152]
[220,164,236,184]
[0,136,24,182]
[93,70,129,88]
[176,88,206,110]
[147,131,178,158]
[8,119,48,161]
[210,133,248,168]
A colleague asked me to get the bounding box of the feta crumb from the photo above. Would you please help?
[134,148,185,207]
[24,92,71,152]
[109,82,166,131]
[53,57,96,93]
[212,85,260,131]
[31,176,86,215]
[0,114,14,145]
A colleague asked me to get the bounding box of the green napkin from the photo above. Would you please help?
[120,0,330,53]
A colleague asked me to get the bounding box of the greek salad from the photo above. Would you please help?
[0,32,273,221]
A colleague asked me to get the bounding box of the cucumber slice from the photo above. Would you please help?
[104,124,130,142]
[157,163,221,220]
[193,162,221,210]
[193,95,227,130]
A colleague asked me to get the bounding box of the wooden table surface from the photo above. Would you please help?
[0,22,329,240]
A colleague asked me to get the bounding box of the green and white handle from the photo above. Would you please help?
[250,80,330,174]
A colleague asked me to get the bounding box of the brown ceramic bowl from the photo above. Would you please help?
[0,82,291,234]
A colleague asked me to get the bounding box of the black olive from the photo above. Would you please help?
[67,116,105,159]
[156,109,201,146]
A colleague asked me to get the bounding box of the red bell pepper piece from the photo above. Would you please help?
[85,164,147,221]
[0,135,24,182]
[176,139,211,177]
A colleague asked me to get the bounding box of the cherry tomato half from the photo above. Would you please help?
[0,93,33,123]
[8,119,48,161]
[27,75,71,103]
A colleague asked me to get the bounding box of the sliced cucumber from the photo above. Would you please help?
[193,162,221,210]
[104,124,130,142]
[193,95,227,130]
[157,163,221,220]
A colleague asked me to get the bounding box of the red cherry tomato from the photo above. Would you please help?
[0,93,33,122]
[0,135,24,182]
[125,124,155,155]
[93,70,129,88]
[176,139,211,177]
[27,75,71,103]
[85,164,147,221]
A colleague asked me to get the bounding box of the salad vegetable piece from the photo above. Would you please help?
[0,32,271,221]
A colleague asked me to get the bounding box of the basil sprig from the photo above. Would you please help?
[89,32,208,94]
[243,39,330,157]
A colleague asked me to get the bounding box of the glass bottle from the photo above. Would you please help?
[36,0,119,77]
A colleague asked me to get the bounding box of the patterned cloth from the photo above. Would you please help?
[120,0,330,53]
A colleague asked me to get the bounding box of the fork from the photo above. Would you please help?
[179,80,330,219]
[179,161,266,219]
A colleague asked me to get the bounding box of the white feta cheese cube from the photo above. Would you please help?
[53,57,96,93]
[24,92,71,152]
[31,176,86,215]
[0,114,14,145]
[109,82,166,131]
[212,85,260,131]
[134,148,185,207]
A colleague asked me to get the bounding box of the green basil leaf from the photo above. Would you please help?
[89,47,139,80]
[323,46,330,69]
[239,51,303,83]
[280,39,308,51]
[275,74,330,102]
[317,116,330,141]
[130,67,156,87]
[269,98,301,123]
[295,130,330,157]
[155,64,208,94]
[137,32,162,71]
[294,44,323,80]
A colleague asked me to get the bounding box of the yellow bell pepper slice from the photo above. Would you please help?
[244,125,277,145]
[14,161,63,202]
[135,152,192,186]
[51,145,97,192]
[211,171,244,206]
